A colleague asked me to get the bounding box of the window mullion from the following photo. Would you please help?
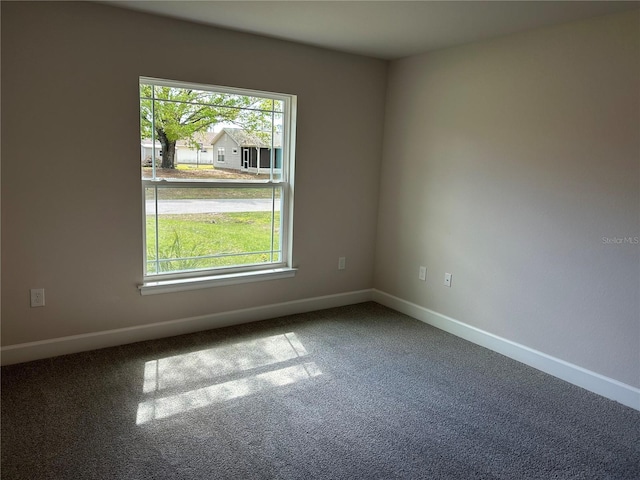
[151,86,156,180]
[139,97,276,115]
[271,186,275,263]
[154,185,160,275]
[141,180,284,189]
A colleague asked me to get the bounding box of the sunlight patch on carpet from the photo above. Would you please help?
[136,362,322,424]
[136,332,320,425]
[142,332,308,394]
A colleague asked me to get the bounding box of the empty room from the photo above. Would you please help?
[1,1,639,478]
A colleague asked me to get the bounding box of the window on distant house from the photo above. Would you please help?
[139,77,297,294]
[232,147,238,155]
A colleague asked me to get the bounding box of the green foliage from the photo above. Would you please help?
[140,84,242,143]
[155,229,209,273]
[139,84,282,151]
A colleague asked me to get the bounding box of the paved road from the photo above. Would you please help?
[145,198,279,214]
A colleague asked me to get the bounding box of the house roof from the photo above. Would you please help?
[211,128,282,148]
[142,128,281,148]
[141,131,218,148]
[191,131,219,146]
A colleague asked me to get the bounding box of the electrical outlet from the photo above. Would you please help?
[30,288,45,307]
[338,256,346,270]
[444,273,452,287]
[418,266,427,281]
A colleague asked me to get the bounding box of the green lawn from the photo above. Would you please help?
[146,212,281,274]
[142,166,278,200]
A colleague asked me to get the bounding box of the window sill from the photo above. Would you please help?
[139,267,297,296]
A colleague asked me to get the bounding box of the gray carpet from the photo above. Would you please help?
[2,302,639,479]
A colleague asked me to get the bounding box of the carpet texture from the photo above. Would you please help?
[2,302,639,479]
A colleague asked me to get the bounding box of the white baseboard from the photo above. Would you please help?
[0,289,374,366]
[5,288,638,411]
[372,289,640,411]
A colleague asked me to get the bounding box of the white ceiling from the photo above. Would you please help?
[107,1,639,60]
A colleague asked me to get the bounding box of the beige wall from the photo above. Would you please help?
[1,2,386,345]
[376,10,640,387]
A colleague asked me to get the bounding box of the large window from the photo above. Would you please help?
[139,77,296,293]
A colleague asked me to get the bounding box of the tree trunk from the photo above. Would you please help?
[157,129,176,169]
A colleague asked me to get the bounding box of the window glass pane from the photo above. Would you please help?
[145,186,281,275]
[271,112,284,181]
[145,187,158,274]
[140,99,280,181]
[270,187,283,263]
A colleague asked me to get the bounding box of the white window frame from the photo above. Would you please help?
[217,147,225,163]
[138,77,297,295]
